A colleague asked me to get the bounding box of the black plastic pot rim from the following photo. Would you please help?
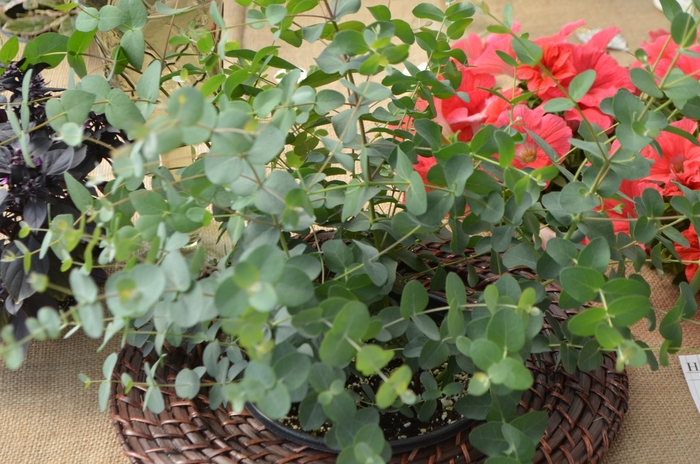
[245,402,475,455]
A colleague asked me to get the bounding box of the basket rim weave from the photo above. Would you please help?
[109,246,629,463]
[109,342,628,464]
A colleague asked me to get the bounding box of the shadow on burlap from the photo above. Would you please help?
[1,1,697,463]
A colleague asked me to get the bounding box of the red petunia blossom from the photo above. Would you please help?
[482,88,524,125]
[637,31,700,79]
[598,179,642,235]
[535,28,635,130]
[517,43,577,96]
[565,29,635,129]
[639,118,700,196]
[515,21,585,96]
[675,226,700,283]
[495,105,572,169]
[535,20,586,47]
[414,155,436,186]
[434,69,496,142]
[452,23,521,76]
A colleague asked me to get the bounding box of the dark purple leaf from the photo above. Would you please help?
[27,132,52,156]
[43,146,75,176]
[23,197,47,228]
[69,145,87,170]
[4,296,21,315]
[0,146,11,174]
[0,122,14,140]
[0,239,48,302]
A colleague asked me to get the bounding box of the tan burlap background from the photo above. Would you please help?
[1,1,698,463]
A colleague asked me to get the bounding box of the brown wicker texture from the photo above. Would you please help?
[110,245,628,463]
[110,342,627,464]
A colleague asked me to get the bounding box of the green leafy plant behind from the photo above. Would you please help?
[3,0,700,462]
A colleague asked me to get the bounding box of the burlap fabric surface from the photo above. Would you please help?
[1,1,697,463]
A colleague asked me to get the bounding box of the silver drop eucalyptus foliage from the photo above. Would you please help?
[2,0,700,462]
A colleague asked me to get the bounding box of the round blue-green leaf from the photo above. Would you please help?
[248,280,277,312]
[487,309,526,352]
[98,380,111,412]
[247,124,285,164]
[333,30,369,55]
[145,385,165,413]
[619,340,648,367]
[577,339,604,372]
[607,295,651,327]
[488,357,533,390]
[168,87,204,127]
[671,12,697,48]
[412,3,444,21]
[118,0,148,29]
[274,352,312,390]
[419,339,450,369]
[559,266,605,303]
[400,280,428,319]
[78,302,104,339]
[97,5,127,31]
[578,236,610,274]
[560,181,600,214]
[320,331,355,367]
[356,344,393,376]
[105,88,145,130]
[315,89,344,115]
[470,339,503,371]
[105,264,165,318]
[76,8,99,31]
[175,368,201,399]
[629,68,664,98]
[595,323,623,349]
[299,393,326,430]
[469,422,509,456]
[162,252,191,292]
[568,70,596,102]
[37,307,61,339]
[265,4,287,25]
[59,122,83,147]
[567,307,608,336]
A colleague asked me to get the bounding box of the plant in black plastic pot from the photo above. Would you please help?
[4,0,700,463]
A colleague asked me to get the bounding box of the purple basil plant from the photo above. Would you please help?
[0,60,128,354]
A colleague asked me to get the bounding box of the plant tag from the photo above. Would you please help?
[679,355,700,413]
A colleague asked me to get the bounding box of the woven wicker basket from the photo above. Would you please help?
[110,246,628,463]
[110,342,627,464]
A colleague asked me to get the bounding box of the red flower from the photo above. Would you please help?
[414,155,436,186]
[637,31,700,79]
[599,180,642,235]
[640,118,700,195]
[435,70,496,142]
[535,20,586,47]
[517,44,577,96]
[515,21,585,97]
[535,28,635,130]
[495,105,572,169]
[675,226,700,283]
[482,88,523,125]
[452,24,520,76]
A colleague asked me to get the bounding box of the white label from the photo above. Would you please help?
[679,355,700,413]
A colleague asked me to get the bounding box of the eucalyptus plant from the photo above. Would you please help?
[2,0,700,463]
